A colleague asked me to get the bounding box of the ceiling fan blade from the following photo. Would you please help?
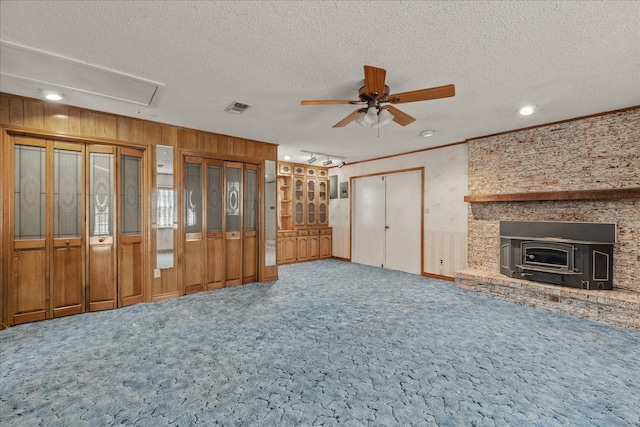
[364,65,387,97]
[301,100,358,105]
[385,106,416,126]
[333,109,363,128]
[387,84,455,104]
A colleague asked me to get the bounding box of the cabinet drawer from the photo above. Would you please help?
[320,228,332,235]
[309,229,320,236]
[296,229,309,236]
[279,231,297,238]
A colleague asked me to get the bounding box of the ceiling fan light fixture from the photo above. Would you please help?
[364,106,378,124]
[378,108,394,126]
[355,112,370,127]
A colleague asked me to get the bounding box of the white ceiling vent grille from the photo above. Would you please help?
[224,101,251,114]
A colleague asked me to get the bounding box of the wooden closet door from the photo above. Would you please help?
[206,160,224,290]
[224,162,243,286]
[118,148,144,306]
[11,138,48,325]
[51,141,85,318]
[184,157,204,294]
[87,146,117,311]
[243,164,258,284]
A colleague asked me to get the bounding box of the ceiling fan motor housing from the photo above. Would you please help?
[359,85,390,103]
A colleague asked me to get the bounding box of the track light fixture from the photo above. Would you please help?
[301,150,345,168]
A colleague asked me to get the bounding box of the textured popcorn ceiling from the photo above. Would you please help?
[1,1,638,163]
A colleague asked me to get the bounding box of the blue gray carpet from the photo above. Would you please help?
[1,260,639,426]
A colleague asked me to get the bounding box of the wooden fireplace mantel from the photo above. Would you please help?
[464,187,640,203]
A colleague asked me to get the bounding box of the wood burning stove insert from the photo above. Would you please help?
[500,221,615,290]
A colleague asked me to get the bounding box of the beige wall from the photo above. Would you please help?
[466,108,640,292]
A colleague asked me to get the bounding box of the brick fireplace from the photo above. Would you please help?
[456,107,640,330]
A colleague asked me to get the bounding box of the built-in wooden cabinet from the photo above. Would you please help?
[277,162,332,264]
[308,229,320,260]
[296,230,309,262]
[277,231,298,264]
[320,228,332,258]
[276,228,332,264]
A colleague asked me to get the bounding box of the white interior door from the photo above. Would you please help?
[352,175,385,267]
[384,171,421,274]
[352,171,422,274]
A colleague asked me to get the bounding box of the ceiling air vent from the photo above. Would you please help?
[224,101,251,114]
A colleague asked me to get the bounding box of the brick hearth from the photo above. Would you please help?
[456,268,639,330]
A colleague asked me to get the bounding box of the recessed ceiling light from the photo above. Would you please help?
[420,130,435,137]
[283,155,291,160]
[519,105,535,116]
[39,89,64,101]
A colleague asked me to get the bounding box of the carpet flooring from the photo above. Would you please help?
[1,259,639,426]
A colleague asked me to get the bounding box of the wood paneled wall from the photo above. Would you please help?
[0,94,277,159]
[0,93,277,328]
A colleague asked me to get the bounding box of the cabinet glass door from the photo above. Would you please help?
[294,177,305,227]
[307,179,316,225]
[318,179,327,225]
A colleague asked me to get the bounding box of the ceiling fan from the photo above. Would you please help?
[301,65,455,128]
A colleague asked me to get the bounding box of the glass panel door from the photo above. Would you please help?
[243,165,258,283]
[118,148,144,306]
[121,154,142,236]
[185,162,202,235]
[225,162,243,286]
[12,138,48,324]
[51,142,85,318]
[184,159,204,293]
[14,145,46,240]
[206,162,224,290]
[88,146,116,312]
